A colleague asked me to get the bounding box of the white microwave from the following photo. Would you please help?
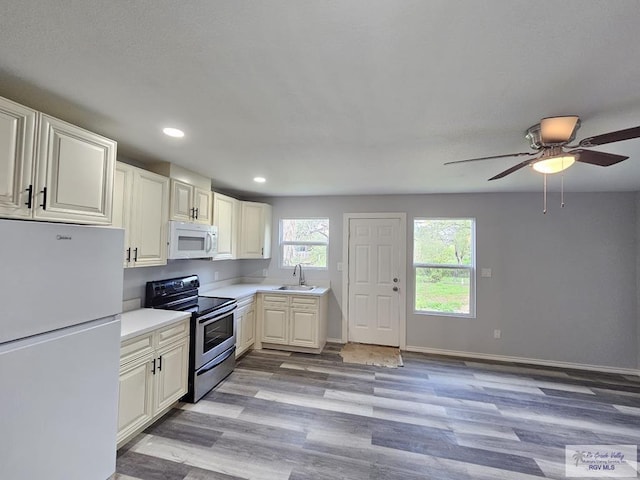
[168,221,217,259]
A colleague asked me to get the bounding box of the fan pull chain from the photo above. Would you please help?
[561,174,565,208]
[543,173,547,214]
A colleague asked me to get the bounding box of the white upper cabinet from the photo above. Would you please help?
[0,97,36,219]
[170,179,193,222]
[34,115,115,224]
[194,187,213,225]
[212,192,239,260]
[114,162,169,268]
[238,201,272,259]
[0,95,116,225]
[169,180,212,224]
[148,163,212,225]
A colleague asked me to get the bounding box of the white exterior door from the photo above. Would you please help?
[347,217,402,346]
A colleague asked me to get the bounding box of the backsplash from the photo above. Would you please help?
[122,259,242,305]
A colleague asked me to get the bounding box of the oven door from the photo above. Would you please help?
[194,305,236,369]
[168,221,218,259]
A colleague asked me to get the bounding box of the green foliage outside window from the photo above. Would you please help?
[281,218,329,268]
[414,219,474,315]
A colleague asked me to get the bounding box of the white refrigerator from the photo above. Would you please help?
[0,219,124,480]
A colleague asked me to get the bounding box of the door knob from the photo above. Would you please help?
[393,286,398,292]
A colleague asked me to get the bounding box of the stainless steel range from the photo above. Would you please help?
[145,275,237,402]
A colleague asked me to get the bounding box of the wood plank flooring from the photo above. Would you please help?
[115,344,640,480]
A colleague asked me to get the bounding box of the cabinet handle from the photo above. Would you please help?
[261,248,264,256]
[126,247,131,263]
[151,358,156,375]
[190,207,195,219]
[157,355,162,371]
[39,187,47,210]
[133,247,138,262]
[195,208,199,219]
[25,185,33,209]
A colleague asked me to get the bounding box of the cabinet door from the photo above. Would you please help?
[0,97,36,219]
[239,201,265,258]
[212,192,238,260]
[113,163,134,267]
[234,307,244,356]
[169,179,193,222]
[131,169,169,267]
[117,354,154,445]
[155,338,189,412]
[262,305,288,345]
[193,187,212,225]
[242,305,256,350]
[290,308,318,347]
[34,114,115,224]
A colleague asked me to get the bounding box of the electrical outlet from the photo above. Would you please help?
[481,268,492,278]
[337,262,343,271]
[214,271,219,281]
[493,329,501,339]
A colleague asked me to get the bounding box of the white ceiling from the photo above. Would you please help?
[1,0,640,197]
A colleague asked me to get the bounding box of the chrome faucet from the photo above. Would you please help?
[293,264,306,285]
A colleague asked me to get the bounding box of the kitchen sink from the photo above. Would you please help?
[277,285,316,291]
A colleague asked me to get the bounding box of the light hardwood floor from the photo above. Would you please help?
[115,344,640,479]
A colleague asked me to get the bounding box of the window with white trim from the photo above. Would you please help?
[413,218,475,316]
[280,218,329,268]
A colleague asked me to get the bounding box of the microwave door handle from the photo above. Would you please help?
[207,232,214,253]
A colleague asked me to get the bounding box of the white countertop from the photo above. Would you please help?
[199,283,330,300]
[120,308,191,342]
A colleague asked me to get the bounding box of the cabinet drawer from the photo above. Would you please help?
[157,318,190,348]
[262,294,289,304]
[291,296,319,308]
[120,333,154,365]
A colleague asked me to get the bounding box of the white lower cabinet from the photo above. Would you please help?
[259,293,328,353]
[117,318,189,448]
[235,295,256,357]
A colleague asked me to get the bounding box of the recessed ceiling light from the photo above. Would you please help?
[253,177,266,183]
[162,127,184,138]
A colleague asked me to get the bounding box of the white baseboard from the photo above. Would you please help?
[404,345,640,376]
[327,337,345,344]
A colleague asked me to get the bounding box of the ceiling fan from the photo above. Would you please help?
[444,116,640,181]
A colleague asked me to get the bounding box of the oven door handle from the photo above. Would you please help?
[198,304,237,324]
[196,347,235,376]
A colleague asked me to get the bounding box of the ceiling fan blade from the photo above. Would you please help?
[578,125,640,147]
[540,116,580,144]
[444,152,536,166]
[569,149,629,166]
[488,159,533,181]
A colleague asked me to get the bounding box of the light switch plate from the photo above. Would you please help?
[337,262,343,271]
[481,268,492,278]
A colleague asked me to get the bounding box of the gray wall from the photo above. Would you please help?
[123,259,242,304]
[260,192,638,369]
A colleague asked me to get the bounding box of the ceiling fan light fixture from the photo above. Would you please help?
[540,116,580,144]
[532,155,576,174]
